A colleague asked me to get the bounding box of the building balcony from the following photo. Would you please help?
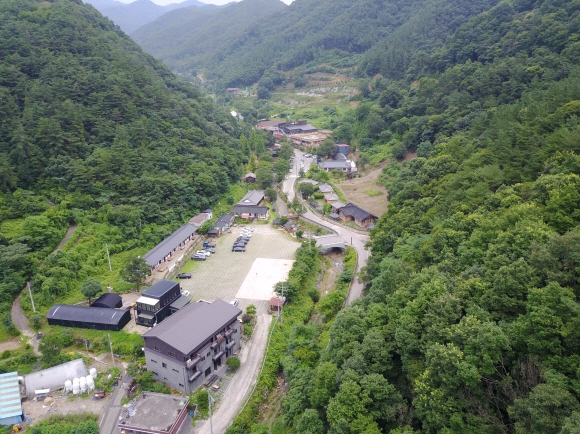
[225,328,235,337]
[210,334,224,349]
[186,355,201,369]
[226,341,236,350]
[188,371,202,383]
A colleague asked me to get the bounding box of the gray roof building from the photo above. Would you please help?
[46,305,131,331]
[238,190,265,206]
[232,205,269,215]
[318,183,334,193]
[318,160,352,171]
[340,203,378,222]
[324,193,339,202]
[143,300,242,356]
[334,153,347,161]
[215,214,234,230]
[143,223,197,268]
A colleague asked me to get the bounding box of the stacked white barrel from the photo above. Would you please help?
[89,368,97,379]
[86,375,95,391]
[79,377,87,393]
[72,378,80,395]
[64,380,73,392]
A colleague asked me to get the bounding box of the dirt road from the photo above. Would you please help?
[10,222,78,353]
[194,314,273,434]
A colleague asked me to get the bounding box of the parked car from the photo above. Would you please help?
[230,299,239,306]
[233,243,247,249]
[203,241,216,248]
[240,232,252,237]
[196,250,211,257]
[205,247,216,254]
[191,254,206,261]
[232,246,245,252]
[176,273,192,279]
[181,290,190,296]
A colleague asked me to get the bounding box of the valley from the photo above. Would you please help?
[1,0,580,433]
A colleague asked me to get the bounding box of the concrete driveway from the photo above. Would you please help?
[193,314,273,434]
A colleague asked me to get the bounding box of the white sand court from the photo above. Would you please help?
[236,258,295,300]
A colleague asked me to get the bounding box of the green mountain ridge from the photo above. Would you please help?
[225,1,580,433]
[0,0,246,318]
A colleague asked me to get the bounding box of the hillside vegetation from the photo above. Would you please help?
[225,1,580,433]
[0,0,246,318]
[132,0,286,74]
[135,0,501,89]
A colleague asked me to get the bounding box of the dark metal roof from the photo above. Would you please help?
[232,205,269,215]
[143,279,179,298]
[143,223,197,266]
[215,214,234,228]
[91,293,122,309]
[47,305,129,326]
[340,203,377,221]
[143,300,241,355]
[169,295,191,310]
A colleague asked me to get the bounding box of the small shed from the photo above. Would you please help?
[244,173,256,183]
[0,372,23,426]
[91,293,122,309]
[24,359,87,398]
[269,297,286,312]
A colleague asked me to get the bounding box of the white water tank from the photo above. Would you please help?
[64,380,72,392]
[90,368,97,379]
[79,377,87,393]
[72,381,80,395]
[86,376,94,391]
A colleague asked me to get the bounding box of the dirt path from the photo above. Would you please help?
[10,222,78,354]
[337,167,389,217]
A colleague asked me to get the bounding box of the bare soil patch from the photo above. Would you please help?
[0,338,23,353]
[337,168,389,217]
[23,393,111,426]
[318,252,343,296]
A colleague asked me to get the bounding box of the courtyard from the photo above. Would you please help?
[178,224,300,314]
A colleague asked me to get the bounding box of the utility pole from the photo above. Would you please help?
[208,389,214,434]
[85,339,89,356]
[106,243,112,272]
[278,284,287,325]
[27,282,36,313]
[108,333,115,368]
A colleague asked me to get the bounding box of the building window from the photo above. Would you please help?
[173,369,179,373]
[154,346,159,351]
[162,363,167,368]
[152,372,158,376]
[164,377,167,380]
[179,383,184,387]
[150,359,157,363]
[205,367,211,376]
[168,352,173,356]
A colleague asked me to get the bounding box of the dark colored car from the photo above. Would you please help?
[232,246,246,252]
[236,237,249,243]
[191,254,206,261]
[176,273,192,279]
[234,239,248,245]
[205,248,217,254]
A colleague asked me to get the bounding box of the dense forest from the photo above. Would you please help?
[135,0,502,89]
[132,0,286,76]
[263,0,580,433]
[0,0,246,318]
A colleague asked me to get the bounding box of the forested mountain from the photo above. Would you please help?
[83,0,212,34]
[135,0,501,88]
[132,0,286,75]
[264,1,580,433]
[0,0,245,311]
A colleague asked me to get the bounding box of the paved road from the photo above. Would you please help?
[283,149,369,305]
[194,314,273,434]
[99,375,128,434]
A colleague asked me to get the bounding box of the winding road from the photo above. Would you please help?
[10,222,78,353]
[284,149,370,304]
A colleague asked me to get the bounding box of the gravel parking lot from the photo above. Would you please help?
[178,225,299,314]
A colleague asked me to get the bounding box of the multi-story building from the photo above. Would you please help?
[135,280,185,327]
[142,299,242,394]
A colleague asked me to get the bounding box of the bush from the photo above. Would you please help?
[242,314,253,324]
[308,288,320,303]
[226,357,241,371]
